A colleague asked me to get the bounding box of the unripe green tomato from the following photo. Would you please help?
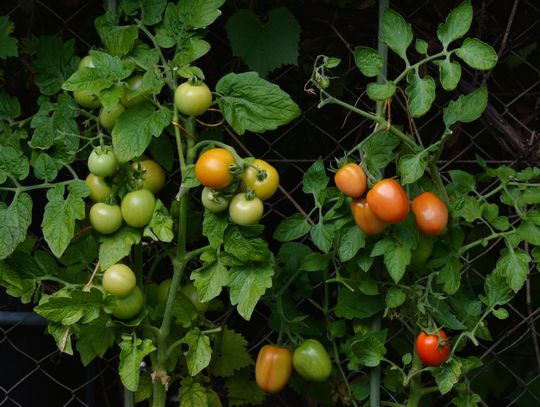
[79,55,95,69]
[73,90,101,109]
[120,189,156,228]
[229,193,264,226]
[89,203,123,234]
[132,160,166,194]
[156,279,172,305]
[87,146,117,177]
[201,187,229,213]
[121,74,146,107]
[85,174,112,202]
[102,263,136,298]
[99,103,126,130]
[292,339,333,382]
[409,234,435,270]
[182,283,209,313]
[112,286,144,320]
[174,82,212,116]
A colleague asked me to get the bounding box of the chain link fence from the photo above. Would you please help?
[0,0,538,405]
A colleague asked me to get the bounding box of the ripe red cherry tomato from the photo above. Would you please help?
[351,199,388,235]
[174,82,213,116]
[334,163,367,198]
[366,178,410,224]
[411,192,448,235]
[255,345,293,394]
[195,148,235,190]
[243,159,279,201]
[416,330,450,366]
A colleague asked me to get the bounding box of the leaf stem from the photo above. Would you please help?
[458,230,515,255]
[394,51,450,85]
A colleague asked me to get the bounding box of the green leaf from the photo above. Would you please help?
[224,227,272,263]
[443,84,488,128]
[127,42,160,68]
[492,307,509,320]
[399,153,428,184]
[179,378,209,407]
[178,0,225,29]
[48,323,73,355]
[209,328,253,377]
[225,368,265,407]
[216,72,300,135]
[191,251,229,302]
[98,227,142,270]
[518,220,540,246]
[415,39,428,55]
[202,211,228,248]
[119,334,156,392]
[0,17,18,58]
[433,357,462,394]
[434,58,462,91]
[435,256,462,295]
[225,7,300,78]
[386,287,406,308]
[381,8,413,60]
[350,331,387,367]
[32,152,59,181]
[455,38,498,70]
[302,159,329,197]
[35,288,106,325]
[354,46,384,77]
[144,200,174,242]
[95,12,138,57]
[112,103,172,163]
[338,224,366,262]
[447,170,476,194]
[300,253,330,272]
[42,182,88,258]
[405,72,436,118]
[431,299,467,330]
[229,261,274,320]
[482,273,513,307]
[335,289,385,319]
[76,318,116,366]
[310,220,334,253]
[452,382,482,407]
[360,129,401,172]
[494,247,531,292]
[436,0,473,48]
[173,37,211,67]
[273,213,311,242]
[366,81,396,101]
[371,239,411,283]
[0,90,21,121]
[0,193,32,260]
[184,328,212,376]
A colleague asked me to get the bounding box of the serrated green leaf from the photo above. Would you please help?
[98,227,141,270]
[35,288,105,325]
[302,159,328,197]
[433,357,462,394]
[144,200,174,242]
[178,0,225,29]
[226,7,300,77]
[173,37,211,67]
[0,17,18,59]
[119,335,156,391]
[455,38,498,70]
[191,251,229,302]
[437,0,473,48]
[224,227,272,263]
[435,256,462,295]
[202,211,227,248]
[350,331,387,367]
[32,152,58,182]
[209,328,253,377]
[141,0,167,25]
[229,261,274,320]
[494,247,531,292]
[354,46,383,77]
[310,220,334,253]
[443,84,488,127]
[300,253,329,272]
[184,328,212,376]
[386,287,406,308]
[399,153,428,184]
[366,81,396,101]
[225,368,265,407]
[381,8,413,60]
[371,239,411,283]
[0,91,21,121]
[47,323,73,355]
[431,298,466,330]
[452,382,482,407]
[434,58,462,91]
[33,36,78,95]
[360,129,401,172]
[95,12,138,57]
[483,273,514,307]
[0,144,29,185]
[335,289,385,319]
[338,224,366,262]
[405,73,436,118]
[76,317,116,366]
[273,213,311,242]
[179,378,209,407]
[519,221,540,246]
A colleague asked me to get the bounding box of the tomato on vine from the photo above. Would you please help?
[229,193,263,225]
[366,178,410,224]
[88,146,117,177]
[121,74,146,107]
[416,330,450,366]
[409,234,435,270]
[102,264,136,298]
[195,148,235,190]
[182,283,209,313]
[132,159,166,193]
[351,199,388,235]
[255,344,293,394]
[201,187,230,213]
[89,203,122,234]
[73,90,101,109]
[411,192,448,235]
[243,159,279,201]
[334,163,367,198]
[85,174,112,202]
[174,81,213,117]
[99,103,125,131]
[292,339,333,382]
[111,286,144,320]
[120,189,156,228]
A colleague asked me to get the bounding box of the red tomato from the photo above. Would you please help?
[416,330,450,366]
[195,148,235,190]
[411,192,448,235]
[351,199,388,235]
[255,345,293,394]
[334,163,367,198]
[366,178,409,224]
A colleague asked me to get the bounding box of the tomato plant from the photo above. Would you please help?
[292,339,333,382]
[416,330,450,367]
[201,187,230,213]
[174,81,213,116]
[351,198,388,235]
[243,159,279,201]
[102,264,136,298]
[229,193,264,225]
[88,146,117,177]
[334,163,367,198]
[132,159,166,193]
[366,178,410,224]
[195,148,236,190]
[120,189,156,228]
[89,202,123,234]
[255,345,293,394]
[411,192,449,235]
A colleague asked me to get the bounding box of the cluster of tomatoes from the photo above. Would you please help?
[255,339,333,394]
[334,163,448,236]
[195,148,279,224]
[101,263,144,320]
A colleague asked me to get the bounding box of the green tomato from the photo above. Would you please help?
[89,203,123,234]
[85,174,112,202]
[121,74,147,107]
[201,187,229,213]
[102,264,136,298]
[182,283,209,313]
[156,279,172,305]
[131,160,166,194]
[121,189,156,228]
[228,193,264,226]
[112,286,144,320]
[73,90,101,109]
[174,82,212,116]
[292,339,333,382]
[88,146,117,177]
[99,103,126,131]
[409,234,435,270]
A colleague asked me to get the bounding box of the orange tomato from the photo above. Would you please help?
[366,178,409,224]
[334,163,367,198]
[255,345,293,394]
[194,148,235,190]
[411,192,448,235]
[351,199,388,235]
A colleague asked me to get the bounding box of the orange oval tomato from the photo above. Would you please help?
[366,178,409,224]
[195,148,235,190]
[255,345,293,394]
[416,330,450,366]
[351,199,388,235]
[411,192,448,235]
[334,163,367,198]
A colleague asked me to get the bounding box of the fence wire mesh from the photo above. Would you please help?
[0,0,538,406]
